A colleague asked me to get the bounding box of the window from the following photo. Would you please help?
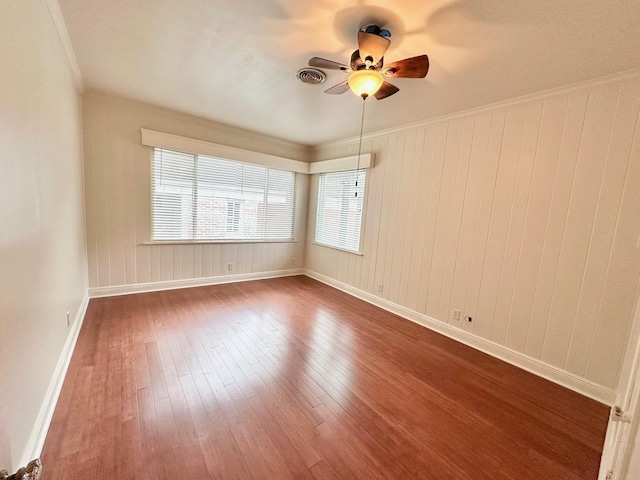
[152,148,295,242]
[315,169,366,253]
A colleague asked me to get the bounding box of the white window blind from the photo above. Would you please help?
[315,169,366,253]
[152,148,295,242]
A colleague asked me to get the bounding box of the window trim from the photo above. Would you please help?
[311,241,364,256]
[141,239,298,246]
[142,128,310,173]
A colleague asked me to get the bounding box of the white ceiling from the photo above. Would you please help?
[59,0,640,146]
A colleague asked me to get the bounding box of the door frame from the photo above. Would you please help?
[598,292,640,479]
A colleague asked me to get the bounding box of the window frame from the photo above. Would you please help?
[149,148,297,245]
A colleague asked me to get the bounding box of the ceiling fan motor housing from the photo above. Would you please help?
[350,50,383,71]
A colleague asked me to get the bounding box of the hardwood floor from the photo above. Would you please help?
[41,276,609,479]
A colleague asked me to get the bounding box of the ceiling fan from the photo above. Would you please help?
[309,25,429,100]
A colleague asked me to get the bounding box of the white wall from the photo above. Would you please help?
[83,93,310,294]
[0,0,87,472]
[306,73,640,400]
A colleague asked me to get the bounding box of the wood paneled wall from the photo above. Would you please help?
[306,75,640,393]
[83,93,310,293]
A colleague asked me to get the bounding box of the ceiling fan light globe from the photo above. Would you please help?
[348,70,384,98]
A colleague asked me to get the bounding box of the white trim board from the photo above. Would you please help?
[304,269,616,406]
[597,286,640,479]
[319,68,640,149]
[88,268,615,403]
[20,293,90,467]
[41,0,85,92]
[89,268,305,298]
[308,153,374,174]
[141,129,310,174]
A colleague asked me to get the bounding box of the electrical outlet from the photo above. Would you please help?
[465,316,473,323]
[452,309,461,321]
[66,311,71,327]
[377,284,383,293]
[227,263,234,271]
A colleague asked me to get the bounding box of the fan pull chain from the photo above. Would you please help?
[355,95,367,197]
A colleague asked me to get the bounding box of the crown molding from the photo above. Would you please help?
[40,0,85,92]
[318,68,640,151]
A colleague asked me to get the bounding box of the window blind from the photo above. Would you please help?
[315,169,366,253]
[152,148,295,242]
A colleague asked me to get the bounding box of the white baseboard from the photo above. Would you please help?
[305,269,616,406]
[16,269,613,471]
[20,292,90,466]
[89,268,305,298]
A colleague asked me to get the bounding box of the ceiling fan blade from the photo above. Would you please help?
[358,32,390,65]
[383,55,430,78]
[309,57,350,71]
[374,81,399,100]
[324,81,350,95]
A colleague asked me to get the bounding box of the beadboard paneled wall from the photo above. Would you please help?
[83,92,310,293]
[307,74,640,394]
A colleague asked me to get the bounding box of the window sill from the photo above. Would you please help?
[141,239,297,246]
[312,242,363,256]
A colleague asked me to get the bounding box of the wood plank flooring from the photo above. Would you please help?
[41,276,609,479]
